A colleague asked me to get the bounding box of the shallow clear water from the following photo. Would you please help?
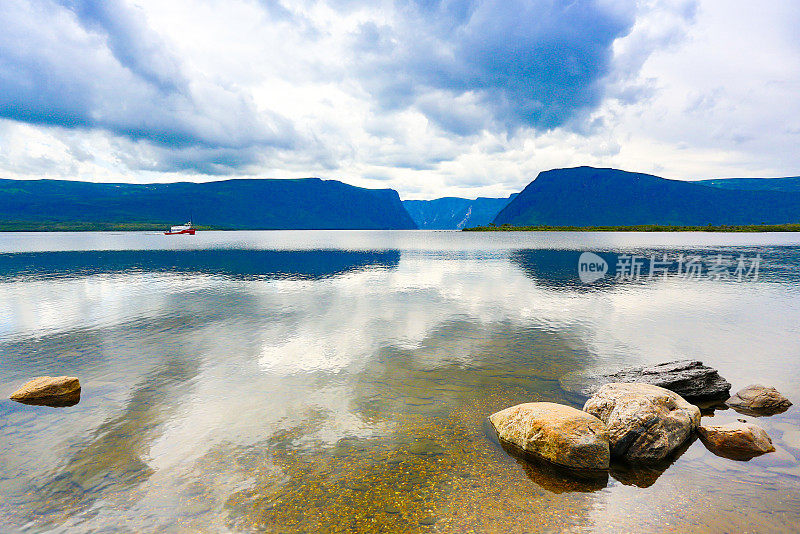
[1,230,799,533]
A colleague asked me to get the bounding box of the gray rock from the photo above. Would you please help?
[560,360,731,401]
[583,383,701,462]
[726,384,792,416]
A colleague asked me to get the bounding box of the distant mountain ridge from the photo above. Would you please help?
[403,195,517,229]
[0,177,417,230]
[494,167,800,227]
[4,169,800,232]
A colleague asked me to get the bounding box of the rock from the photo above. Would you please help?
[407,439,445,457]
[609,436,695,488]
[698,421,776,460]
[560,360,731,402]
[583,383,700,462]
[489,402,610,470]
[726,384,792,416]
[504,444,609,493]
[9,376,81,407]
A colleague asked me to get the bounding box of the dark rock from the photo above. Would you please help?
[726,384,792,416]
[560,360,731,402]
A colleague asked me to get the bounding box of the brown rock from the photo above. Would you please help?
[698,421,776,460]
[503,444,609,493]
[584,383,700,462]
[489,402,610,470]
[9,376,81,406]
[726,384,792,416]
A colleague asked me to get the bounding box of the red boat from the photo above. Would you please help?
[164,222,196,235]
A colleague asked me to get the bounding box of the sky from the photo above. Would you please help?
[0,0,798,199]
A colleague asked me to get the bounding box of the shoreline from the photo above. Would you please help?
[2,223,800,232]
[463,223,800,232]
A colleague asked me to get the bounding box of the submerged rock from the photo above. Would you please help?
[698,421,776,460]
[726,384,792,416]
[560,360,731,402]
[503,442,610,493]
[9,376,81,407]
[584,383,700,462]
[489,402,610,470]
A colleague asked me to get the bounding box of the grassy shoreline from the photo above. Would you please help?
[463,223,800,232]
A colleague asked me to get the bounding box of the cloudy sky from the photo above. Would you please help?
[1,0,798,199]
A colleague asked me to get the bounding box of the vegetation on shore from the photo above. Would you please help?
[463,223,800,232]
[0,221,223,232]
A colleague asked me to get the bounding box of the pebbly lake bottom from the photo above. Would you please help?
[0,230,799,533]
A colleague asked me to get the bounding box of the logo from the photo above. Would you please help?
[578,252,608,283]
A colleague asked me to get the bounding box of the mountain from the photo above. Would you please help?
[0,177,417,230]
[493,167,800,227]
[697,176,800,192]
[403,195,517,229]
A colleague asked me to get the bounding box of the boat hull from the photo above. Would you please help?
[164,229,196,235]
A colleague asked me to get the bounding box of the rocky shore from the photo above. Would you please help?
[490,360,791,484]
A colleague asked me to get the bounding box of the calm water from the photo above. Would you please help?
[1,230,799,533]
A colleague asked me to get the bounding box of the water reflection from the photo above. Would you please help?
[9,391,81,407]
[511,247,800,288]
[490,429,610,493]
[25,357,201,528]
[0,232,798,532]
[0,249,400,281]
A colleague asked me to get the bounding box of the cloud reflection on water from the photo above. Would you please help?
[0,239,799,532]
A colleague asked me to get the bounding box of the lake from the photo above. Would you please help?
[1,230,799,533]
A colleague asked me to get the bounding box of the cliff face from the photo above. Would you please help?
[403,195,516,229]
[494,167,800,226]
[0,177,417,230]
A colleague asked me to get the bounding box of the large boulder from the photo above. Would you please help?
[560,360,731,402]
[489,402,610,470]
[726,384,792,416]
[584,383,701,462]
[698,421,776,460]
[9,376,81,407]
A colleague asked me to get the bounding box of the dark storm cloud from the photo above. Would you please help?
[349,0,638,134]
